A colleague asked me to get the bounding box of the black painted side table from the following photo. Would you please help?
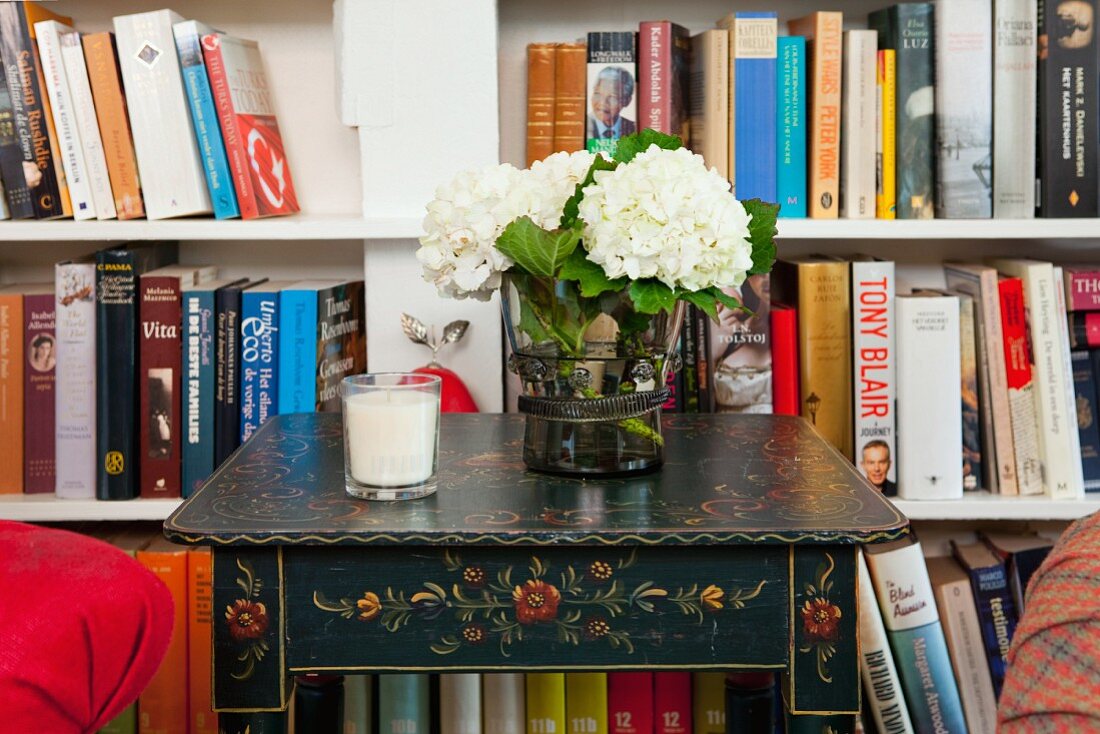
[164,412,908,734]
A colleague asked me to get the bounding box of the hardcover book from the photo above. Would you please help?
[777,36,807,218]
[202,32,298,218]
[240,281,288,442]
[553,43,586,154]
[566,673,608,734]
[344,676,372,734]
[688,29,729,179]
[993,0,1037,217]
[379,675,431,734]
[55,258,96,497]
[1053,265,1085,499]
[188,547,217,734]
[22,286,54,493]
[856,552,914,734]
[691,673,725,734]
[709,274,770,414]
[585,32,637,156]
[608,672,652,734]
[440,673,481,734]
[946,285,998,492]
[0,288,24,493]
[0,58,32,218]
[526,673,565,734]
[1063,265,1100,311]
[216,278,265,465]
[770,304,799,416]
[638,22,690,138]
[526,43,556,166]
[852,258,896,496]
[841,30,878,219]
[956,291,984,489]
[1069,311,1100,347]
[1072,350,1100,490]
[315,280,365,412]
[729,12,777,202]
[483,674,525,734]
[654,672,691,734]
[951,540,1019,697]
[136,536,189,734]
[58,27,114,220]
[876,49,897,219]
[869,3,935,219]
[996,275,1045,495]
[980,531,1055,611]
[693,305,711,412]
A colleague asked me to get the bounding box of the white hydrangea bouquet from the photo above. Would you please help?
[417,130,778,476]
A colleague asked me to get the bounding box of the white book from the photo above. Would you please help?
[1053,266,1086,497]
[441,674,482,734]
[897,293,963,499]
[841,30,877,219]
[934,0,993,218]
[59,29,115,220]
[482,674,525,734]
[990,258,1083,499]
[113,9,211,219]
[857,551,915,734]
[55,260,96,498]
[852,258,896,495]
[35,20,95,220]
[993,0,1037,218]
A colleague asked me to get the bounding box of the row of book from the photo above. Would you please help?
[0,242,365,498]
[0,3,298,222]
[526,0,1097,219]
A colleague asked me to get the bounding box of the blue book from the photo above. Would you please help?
[377,675,430,734]
[1075,350,1100,490]
[952,540,1019,699]
[734,12,777,203]
[173,20,239,220]
[777,37,807,217]
[240,282,290,443]
[278,280,337,414]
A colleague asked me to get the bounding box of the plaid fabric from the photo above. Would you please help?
[999,512,1100,733]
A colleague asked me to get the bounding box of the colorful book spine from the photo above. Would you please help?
[59,28,114,220]
[526,673,566,734]
[566,673,607,734]
[483,674,525,734]
[137,537,190,734]
[733,12,777,202]
[997,276,1044,495]
[608,672,652,734]
[949,284,999,492]
[23,290,54,493]
[0,291,23,493]
[553,43,586,154]
[1063,266,1100,311]
[956,292,984,490]
[188,547,217,734]
[279,284,321,415]
[55,260,95,498]
[693,304,711,412]
[709,274,771,413]
[139,273,186,498]
[0,58,32,218]
[639,22,690,138]
[841,30,877,219]
[770,304,799,416]
[691,673,725,734]
[585,32,637,157]
[857,552,914,734]
[776,36,806,218]
[183,283,223,496]
[1070,312,1100,348]
[174,20,239,219]
[864,539,968,734]
[952,541,1019,698]
[654,673,692,734]
[681,307,699,413]
[441,673,482,734]
[315,281,365,412]
[1073,350,1100,491]
[688,29,729,179]
[215,280,254,465]
[852,259,896,495]
[876,49,897,219]
[526,43,556,166]
[993,0,1037,217]
[378,675,431,734]
[240,285,280,442]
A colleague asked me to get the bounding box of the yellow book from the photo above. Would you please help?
[566,673,607,734]
[691,673,725,734]
[876,49,897,219]
[526,673,566,734]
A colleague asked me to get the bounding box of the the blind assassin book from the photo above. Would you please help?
[202,32,298,219]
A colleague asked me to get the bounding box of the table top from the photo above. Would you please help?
[164,412,909,547]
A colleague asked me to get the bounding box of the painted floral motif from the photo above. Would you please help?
[798,553,841,684]
[312,549,767,658]
[225,599,268,641]
[226,559,270,681]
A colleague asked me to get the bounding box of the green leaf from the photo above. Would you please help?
[741,199,780,275]
[495,217,581,278]
[517,298,551,345]
[559,155,617,229]
[677,289,719,322]
[710,286,746,313]
[629,279,677,315]
[618,309,652,337]
[612,129,683,164]
[558,249,626,297]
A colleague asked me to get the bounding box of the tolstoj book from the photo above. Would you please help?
[0,56,32,218]
[114,9,212,220]
[869,3,935,219]
[1037,0,1098,216]
[688,29,729,179]
[482,674,525,734]
[58,27,114,220]
[639,22,691,137]
[240,281,290,442]
[526,673,565,734]
[526,43,555,166]
[994,0,1037,217]
[852,258,896,495]
[22,286,54,494]
[787,12,843,218]
[654,672,691,734]
[608,672,653,734]
[934,0,993,218]
[553,43,586,154]
[730,12,777,202]
[896,293,963,499]
[202,32,298,218]
[565,673,607,734]
[585,32,637,156]
[876,49,897,219]
[379,675,430,734]
[55,258,96,497]
[0,288,24,493]
[1063,264,1100,310]
[1072,349,1100,490]
[440,673,481,734]
[710,273,771,413]
[174,20,239,219]
[215,278,265,465]
[777,36,807,218]
[856,551,914,734]
[841,30,877,219]
[0,2,72,220]
[691,673,725,733]
[96,242,177,501]
[996,275,1045,495]
[952,540,1019,698]
[864,538,968,734]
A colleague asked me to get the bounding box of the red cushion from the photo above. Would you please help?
[0,521,174,733]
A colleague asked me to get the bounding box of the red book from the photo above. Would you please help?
[1062,265,1100,311]
[608,672,653,734]
[202,32,299,219]
[638,21,691,137]
[770,304,799,415]
[23,289,55,493]
[998,277,1032,391]
[654,672,692,734]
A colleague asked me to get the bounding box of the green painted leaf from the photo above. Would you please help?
[495,217,581,278]
[629,279,677,315]
[558,249,627,297]
[559,155,617,230]
[677,289,719,322]
[741,199,780,275]
[612,129,683,164]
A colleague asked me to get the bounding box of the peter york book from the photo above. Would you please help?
[585,32,637,157]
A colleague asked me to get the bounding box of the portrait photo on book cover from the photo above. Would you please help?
[587,64,637,141]
[27,333,55,373]
[147,368,173,459]
[710,274,772,414]
[860,439,897,497]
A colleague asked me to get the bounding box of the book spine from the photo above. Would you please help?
[175,25,239,219]
[998,276,1045,495]
[565,673,607,734]
[440,673,482,734]
[526,673,566,734]
[968,285,1000,493]
[37,21,93,220]
[770,304,799,416]
[277,289,317,415]
[1054,266,1087,497]
[482,674,525,734]
[806,13,842,218]
[553,43,586,154]
[22,292,54,493]
[661,332,682,412]
[240,290,279,442]
[654,672,692,734]
[857,552,915,734]
[585,32,637,157]
[607,672,652,734]
[776,37,806,218]
[215,286,242,465]
[896,296,963,499]
[864,542,968,734]
[694,304,711,413]
[183,290,216,496]
[710,273,771,413]
[136,546,190,732]
[876,49,897,219]
[993,0,1037,217]
[344,675,372,734]
[202,33,257,219]
[0,294,23,493]
[95,250,138,500]
[1069,311,1100,348]
[82,32,144,219]
[1037,0,1098,216]
[139,274,183,498]
[639,22,672,134]
[934,0,993,218]
[188,547,217,734]
[59,30,115,220]
[688,29,729,180]
[315,282,365,413]
[734,13,777,203]
[957,294,984,490]
[841,31,877,218]
[852,261,896,493]
[0,54,32,218]
[954,550,1018,697]
[680,307,699,413]
[691,673,725,734]
[1073,350,1100,490]
[1064,268,1100,311]
[55,261,95,497]
[378,675,431,734]
[526,43,556,166]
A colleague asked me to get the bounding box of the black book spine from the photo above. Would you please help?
[214,286,243,466]
[724,673,775,734]
[294,675,344,734]
[694,305,712,413]
[0,60,30,218]
[314,281,366,413]
[95,250,138,500]
[681,306,699,413]
[1038,0,1099,216]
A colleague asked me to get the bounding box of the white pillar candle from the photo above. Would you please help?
[345,389,439,487]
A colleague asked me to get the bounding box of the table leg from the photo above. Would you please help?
[218,712,288,734]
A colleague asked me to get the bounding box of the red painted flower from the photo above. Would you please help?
[801,598,842,643]
[225,599,268,642]
[462,623,487,645]
[512,579,561,625]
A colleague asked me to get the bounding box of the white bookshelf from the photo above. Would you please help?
[894,494,1100,522]
[0,495,182,522]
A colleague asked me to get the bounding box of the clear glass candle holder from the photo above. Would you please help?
[341,373,441,500]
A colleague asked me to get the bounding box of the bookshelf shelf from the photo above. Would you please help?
[777,218,1100,240]
[0,495,183,522]
[893,493,1100,521]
